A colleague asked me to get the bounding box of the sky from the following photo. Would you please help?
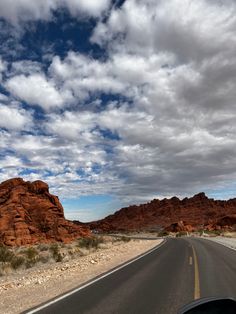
[0,0,236,222]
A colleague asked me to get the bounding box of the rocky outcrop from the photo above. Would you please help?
[0,178,90,246]
[85,192,236,233]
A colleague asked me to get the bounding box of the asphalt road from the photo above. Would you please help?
[27,238,236,314]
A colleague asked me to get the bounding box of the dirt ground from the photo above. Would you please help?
[0,238,162,314]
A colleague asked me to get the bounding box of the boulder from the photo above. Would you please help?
[0,178,90,246]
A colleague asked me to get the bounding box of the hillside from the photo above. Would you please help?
[84,193,236,233]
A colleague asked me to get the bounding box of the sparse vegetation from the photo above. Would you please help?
[77,236,104,249]
[157,230,169,237]
[50,244,63,262]
[203,229,221,236]
[22,247,39,268]
[37,244,49,252]
[176,231,188,237]
[10,256,25,270]
[120,236,131,242]
[198,229,222,236]
[0,234,135,276]
[0,244,14,263]
[38,255,50,264]
[111,236,131,243]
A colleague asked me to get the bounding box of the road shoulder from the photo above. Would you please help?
[0,238,163,314]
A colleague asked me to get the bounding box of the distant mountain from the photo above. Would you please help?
[82,193,236,233]
[0,178,90,246]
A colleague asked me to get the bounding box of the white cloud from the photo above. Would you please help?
[46,110,97,141]
[50,53,126,101]
[0,57,7,81]
[0,103,32,131]
[5,73,71,110]
[10,60,42,76]
[64,0,111,17]
[2,0,236,210]
[92,0,236,61]
[0,0,111,25]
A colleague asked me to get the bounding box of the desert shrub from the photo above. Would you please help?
[49,243,59,256]
[158,231,169,237]
[120,236,131,242]
[197,229,204,236]
[0,245,14,263]
[204,229,221,236]
[68,250,74,256]
[38,255,50,264]
[23,247,38,260]
[112,236,130,243]
[37,244,49,252]
[78,237,104,249]
[22,247,39,267]
[176,231,188,237]
[10,256,25,270]
[50,244,63,262]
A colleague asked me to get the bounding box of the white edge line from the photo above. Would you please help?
[26,239,166,314]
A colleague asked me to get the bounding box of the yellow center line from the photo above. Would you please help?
[191,245,200,300]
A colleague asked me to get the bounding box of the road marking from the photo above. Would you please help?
[26,239,167,314]
[189,256,193,265]
[192,245,200,300]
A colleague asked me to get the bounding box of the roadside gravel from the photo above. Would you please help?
[0,238,162,314]
[203,236,236,250]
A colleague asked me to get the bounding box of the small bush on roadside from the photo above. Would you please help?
[50,244,63,262]
[203,229,221,236]
[78,237,104,249]
[176,231,188,237]
[37,244,49,252]
[38,255,50,264]
[10,256,25,270]
[0,245,14,263]
[22,247,39,268]
[120,236,131,242]
[23,247,38,260]
[157,231,169,237]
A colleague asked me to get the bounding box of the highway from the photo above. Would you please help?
[26,238,236,314]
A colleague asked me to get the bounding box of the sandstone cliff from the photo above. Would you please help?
[0,178,90,246]
[85,193,236,233]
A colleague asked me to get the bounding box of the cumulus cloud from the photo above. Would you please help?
[64,0,111,18]
[5,73,72,110]
[50,53,126,101]
[2,0,236,211]
[92,0,236,60]
[0,103,32,131]
[0,0,111,24]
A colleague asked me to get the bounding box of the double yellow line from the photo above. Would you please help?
[191,245,200,299]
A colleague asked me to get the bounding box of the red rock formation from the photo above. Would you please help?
[0,178,90,246]
[86,192,236,233]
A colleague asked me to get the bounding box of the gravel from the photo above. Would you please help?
[0,238,162,314]
[204,236,236,251]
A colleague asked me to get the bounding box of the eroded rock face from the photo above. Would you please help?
[0,178,90,246]
[85,192,236,233]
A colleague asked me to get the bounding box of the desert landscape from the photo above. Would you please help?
[1,178,236,313]
[0,178,163,313]
[1,1,236,313]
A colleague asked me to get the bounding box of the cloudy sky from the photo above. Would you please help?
[0,0,236,221]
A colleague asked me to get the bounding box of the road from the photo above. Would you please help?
[26,238,236,314]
